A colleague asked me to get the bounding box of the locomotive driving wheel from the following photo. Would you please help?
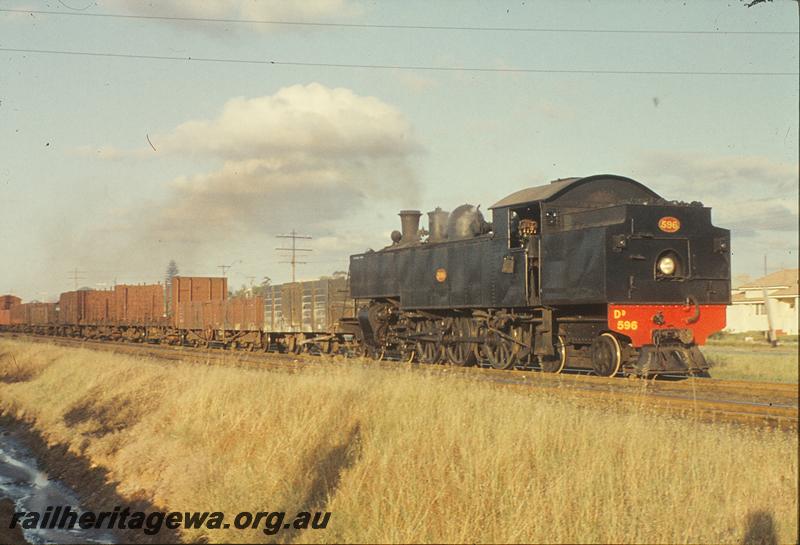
[415,320,442,364]
[396,316,417,363]
[399,345,416,363]
[480,325,522,370]
[540,335,567,374]
[591,332,622,377]
[445,317,477,366]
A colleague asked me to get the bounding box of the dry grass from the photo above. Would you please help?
[0,339,797,544]
[704,346,799,383]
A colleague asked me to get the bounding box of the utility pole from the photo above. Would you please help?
[276,230,313,283]
[276,231,312,331]
[216,260,240,345]
[68,268,87,290]
[760,254,778,347]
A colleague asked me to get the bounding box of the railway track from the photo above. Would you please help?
[2,332,796,431]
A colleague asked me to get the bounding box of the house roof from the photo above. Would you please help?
[771,286,800,298]
[731,292,761,303]
[738,269,799,294]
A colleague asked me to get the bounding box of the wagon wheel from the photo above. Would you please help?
[328,340,339,355]
[415,320,442,364]
[354,340,380,360]
[480,326,522,370]
[445,317,477,366]
[591,333,622,377]
[540,335,568,374]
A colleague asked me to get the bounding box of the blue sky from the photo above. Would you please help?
[1,0,798,300]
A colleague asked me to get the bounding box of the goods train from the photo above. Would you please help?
[348,174,730,376]
[0,277,356,354]
[1,174,730,376]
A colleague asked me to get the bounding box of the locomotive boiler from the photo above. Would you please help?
[348,174,730,376]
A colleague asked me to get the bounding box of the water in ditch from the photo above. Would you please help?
[0,425,118,544]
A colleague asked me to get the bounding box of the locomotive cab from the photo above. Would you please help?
[490,174,731,375]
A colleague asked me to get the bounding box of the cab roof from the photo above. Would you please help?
[490,174,661,209]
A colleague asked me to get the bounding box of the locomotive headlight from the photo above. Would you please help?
[657,256,676,276]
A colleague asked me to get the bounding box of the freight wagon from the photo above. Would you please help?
[58,285,165,326]
[263,277,355,333]
[1,295,21,310]
[0,275,356,354]
[114,284,166,325]
[172,276,228,304]
[1,295,24,326]
[173,296,264,330]
[10,302,58,326]
[165,277,354,351]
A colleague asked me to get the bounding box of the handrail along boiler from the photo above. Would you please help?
[347,174,730,376]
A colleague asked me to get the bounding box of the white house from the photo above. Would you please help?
[726,269,799,335]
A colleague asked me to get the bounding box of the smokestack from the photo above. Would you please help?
[399,210,422,244]
[428,207,449,243]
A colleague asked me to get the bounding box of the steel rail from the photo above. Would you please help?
[1,333,796,430]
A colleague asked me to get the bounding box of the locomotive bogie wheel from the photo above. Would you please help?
[540,335,567,374]
[591,332,622,377]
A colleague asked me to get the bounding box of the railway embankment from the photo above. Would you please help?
[0,338,797,544]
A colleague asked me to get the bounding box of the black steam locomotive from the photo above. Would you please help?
[348,174,730,376]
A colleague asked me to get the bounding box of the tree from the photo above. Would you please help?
[232,277,272,298]
[165,260,179,314]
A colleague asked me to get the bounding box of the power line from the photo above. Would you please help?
[0,47,796,76]
[55,1,95,11]
[217,260,241,278]
[67,268,87,290]
[1,8,796,35]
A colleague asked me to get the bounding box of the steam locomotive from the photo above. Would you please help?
[348,174,730,376]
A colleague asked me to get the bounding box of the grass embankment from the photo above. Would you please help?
[703,346,799,383]
[0,339,797,544]
[708,331,799,347]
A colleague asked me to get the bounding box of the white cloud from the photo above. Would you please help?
[91,83,421,253]
[635,151,797,198]
[632,150,799,275]
[239,0,352,21]
[633,150,799,236]
[152,83,418,161]
[56,84,419,283]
